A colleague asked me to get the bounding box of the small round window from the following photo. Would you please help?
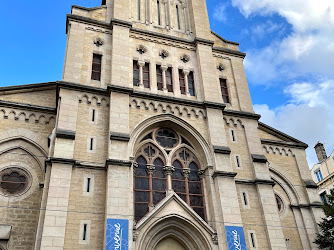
[155,129,179,149]
[275,194,284,214]
[0,168,30,196]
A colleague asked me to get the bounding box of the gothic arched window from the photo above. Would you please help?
[134,128,206,221]
[134,143,166,221]
[172,148,205,220]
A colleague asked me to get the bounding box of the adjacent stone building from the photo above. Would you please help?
[311,142,334,203]
[0,0,323,249]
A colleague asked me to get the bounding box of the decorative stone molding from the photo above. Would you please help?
[217,63,226,71]
[136,45,148,54]
[159,49,170,59]
[132,162,139,172]
[93,37,105,47]
[106,159,133,167]
[78,94,109,107]
[262,145,295,157]
[129,98,207,119]
[86,26,112,35]
[163,165,175,176]
[0,107,56,125]
[212,234,218,245]
[181,168,191,178]
[180,54,190,63]
[304,180,318,189]
[197,169,205,178]
[223,116,244,128]
[261,139,307,149]
[146,164,155,174]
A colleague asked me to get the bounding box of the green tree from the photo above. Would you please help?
[314,189,334,249]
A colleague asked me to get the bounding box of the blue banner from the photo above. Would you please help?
[106,218,129,250]
[225,225,247,250]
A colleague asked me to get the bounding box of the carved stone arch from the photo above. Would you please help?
[236,119,244,128]
[269,165,300,205]
[223,117,229,126]
[263,145,269,154]
[148,102,157,112]
[38,115,46,124]
[157,103,165,113]
[168,144,202,168]
[47,116,56,125]
[134,139,169,164]
[129,114,212,167]
[281,148,288,156]
[0,128,48,155]
[18,112,27,121]
[79,94,90,104]
[197,110,206,119]
[0,109,5,118]
[100,97,109,107]
[165,105,173,114]
[8,110,16,120]
[138,214,213,250]
[0,146,45,176]
[91,96,99,105]
[140,100,148,110]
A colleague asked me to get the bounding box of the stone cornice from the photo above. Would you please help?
[194,37,215,46]
[235,178,275,186]
[46,157,76,165]
[0,100,57,114]
[261,139,308,149]
[110,18,133,28]
[223,109,261,120]
[71,5,107,12]
[290,203,323,209]
[213,146,231,154]
[212,171,237,179]
[106,159,133,167]
[212,47,246,58]
[211,31,239,46]
[56,129,76,140]
[252,154,268,163]
[0,82,56,92]
[110,132,130,141]
[57,81,108,95]
[66,14,110,34]
[108,84,226,110]
[304,180,318,189]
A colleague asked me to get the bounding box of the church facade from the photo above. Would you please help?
[0,0,324,249]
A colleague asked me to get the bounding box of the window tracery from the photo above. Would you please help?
[134,128,206,221]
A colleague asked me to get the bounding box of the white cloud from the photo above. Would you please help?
[254,80,334,168]
[213,3,228,23]
[231,0,334,85]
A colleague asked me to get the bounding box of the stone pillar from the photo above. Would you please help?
[291,207,312,250]
[183,69,190,96]
[163,165,175,193]
[160,65,168,93]
[40,162,73,249]
[138,61,145,88]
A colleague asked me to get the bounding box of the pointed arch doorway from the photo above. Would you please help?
[154,237,187,250]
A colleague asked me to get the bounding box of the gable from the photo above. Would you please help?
[0,83,57,108]
[258,122,308,148]
[211,31,240,51]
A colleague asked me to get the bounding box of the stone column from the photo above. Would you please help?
[291,207,312,250]
[163,165,175,193]
[138,61,145,88]
[160,65,168,93]
[183,69,190,96]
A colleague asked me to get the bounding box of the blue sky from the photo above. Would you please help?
[1,0,333,167]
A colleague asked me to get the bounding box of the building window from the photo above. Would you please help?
[86,178,91,193]
[249,232,257,248]
[236,155,241,168]
[143,63,150,88]
[242,192,248,206]
[137,0,141,20]
[134,128,205,222]
[0,168,30,196]
[230,129,236,142]
[179,69,186,94]
[83,224,87,240]
[275,194,284,214]
[133,61,140,86]
[91,109,96,122]
[172,148,205,220]
[134,144,166,221]
[176,5,181,30]
[156,65,163,90]
[188,72,195,96]
[315,169,323,182]
[157,0,161,25]
[320,191,329,204]
[79,220,91,244]
[166,67,173,92]
[91,54,102,81]
[220,78,229,103]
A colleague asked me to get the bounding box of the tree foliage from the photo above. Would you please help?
[314,189,334,249]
